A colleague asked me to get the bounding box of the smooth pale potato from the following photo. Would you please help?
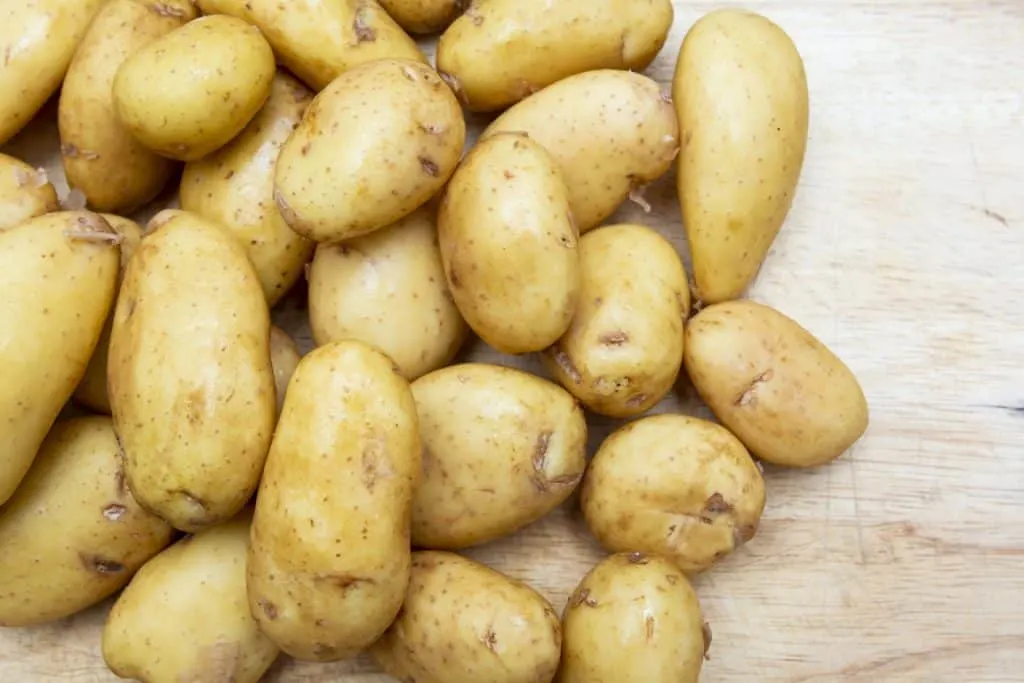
[410,363,587,549]
[581,415,766,573]
[0,154,58,230]
[370,551,562,683]
[437,0,673,112]
[542,224,689,418]
[309,206,467,380]
[0,212,119,505]
[685,300,869,468]
[379,0,464,34]
[248,341,420,662]
[112,15,276,162]
[108,210,276,531]
[275,59,465,243]
[103,512,279,683]
[195,0,425,91]
[0,417,173,627]
[439,133,580,355]
[483,70,679,232]
[674,9,809,304]
[269,325,301,415]
[557,553,708,683]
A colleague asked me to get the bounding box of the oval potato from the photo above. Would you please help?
[0,154,58,230]
[269,325,301,415]
[379,0,464,34]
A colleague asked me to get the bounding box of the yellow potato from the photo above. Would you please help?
[108,210,276,531]
[370,551,562,683]
[410,363,587,549]
[0,212,120,505]
[248,341,420,662]
[483,70,679,232]
[269,325,301,415]
[581,415,766,573]
[439,133,580,354]
[542,224,689,418]
[437,0,673,112]
[309,206,468,380]
[103,512,279,683]
[0,417,173,627]
[558,553,708,683]
[112,15,276,162]
[379,0,464,34]
[0,154,58,230]
[684,300,869,468]
[674,9,809,304]
[195,0,425,91]
[275,59,465,243]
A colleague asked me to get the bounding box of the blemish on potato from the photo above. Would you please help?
[102,504,127,521]
[258,599,278,620]
[704,492,734,515]
[572,588,598,608]
[481,627,498,653]
[645,615,655,642]
[151,2,187,18]
[733,524,757,547]
[551,347,582,384]
[79,553,126,575]
[625,393,648,408]
[702,621,713,659]
[599,331,629,346]
[734,368,774,407]
[419,156,440,177]
[353,9,377,42]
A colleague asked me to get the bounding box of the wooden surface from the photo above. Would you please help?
[3,1,1023,681]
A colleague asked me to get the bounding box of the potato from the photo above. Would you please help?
[103,511,279,683]
[370,551,562,683]
[410,363,587,549]
[581,415,766,573]
[109,210,276,531]
[379,0,464,34]
[483,70,678,232]
[195,0,425,91]
[558,553,708,683]
[309,206,467,380]
[248,341,420,662]
[0,417,173,627]
[270,325,301,415]
[0,154,58,230]
[0,212,120,505]
[437,0,673,112]
[275,59,464,243]
[542,224,689,418]
[112,15,276,162]
[439,133,580,354]
[673,10,809,304]
[684,300,869,468]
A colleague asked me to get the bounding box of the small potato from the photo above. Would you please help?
[309,206,468,380]
[411,363,587,549]
[581,415,766,573]
[437,0,673,112]
[248,341,420,662]
[483,70,678,232]
[370,551,562,683]
[0,417,173,627]
[113,15,276,162]
[685,300,869,468]
[542,224,689,418]
[0,154,58,230]
[269,325,301,415]
[275,59,465,243]
[379,0,464,34]
[103,512,279,683]
[439,133,580,354]
[558,553,708,683]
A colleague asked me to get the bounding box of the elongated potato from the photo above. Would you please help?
[438,0,673,112]
[109,210,276,532]
[483,70,678,232]
[0,154,58,230]
[379,0,464,34]
[370,551,562,683]
[248,341,420,662]
[269,325,301,415]
[411,363,587,549]
[0,212,120,505]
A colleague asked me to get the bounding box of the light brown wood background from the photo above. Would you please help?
[2,1,1023,681]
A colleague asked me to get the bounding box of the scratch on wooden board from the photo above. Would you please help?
[980,207,1009,226]
[976,404,1024,416]
[847,448,868,565]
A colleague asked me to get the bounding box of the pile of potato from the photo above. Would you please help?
[0,1,870,682]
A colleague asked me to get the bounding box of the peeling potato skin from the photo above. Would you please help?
[378,0,465,34]
[410,363,587,550]
[0,417,173,627]
[269,325,301,416]
[369,551,562,683]
[684,300,869,468]
[247,341,420,662]
[0,153,59,230]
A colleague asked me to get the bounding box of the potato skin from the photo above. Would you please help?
[0,154,58,230]
[684,300,869,468]
[309,206,468,380]
[410,363,587,549]
[108,210,276,531]
[379,0,464,34]
[269,325,301,415]
[103,512,279,683]
[674,9,809,304]
[542,224,689,418]
[370,551,562,683]
[275,59,465,243]
[439,133,580,354]
[248,341,420,662]
[438,0,673,112]
[483,70,679,232]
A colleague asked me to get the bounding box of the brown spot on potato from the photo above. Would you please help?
[628,552,649,565]
[665,573,679,585]
[448,266,461,288]
[551,347,582,384]
[704,492,734,515]
[626,393,648,408]
[503,170,515,179]
[300,142,311,156]
[645,615,655,642]
[258,600,278,620]
[481,628,498,652]
[419,156,439,177]
[151,2,187,17]
[102,504,127,521]
[572,588,598,608]
[313,643,338,659]
[702,621,713,659]
[362,439,395,492]
[79,553,125,575]
[61,143,99,161]
[353,9,376,42]
[599,331,629,346]
[419,121,447,135]
[735,369,774,406]
[317,573,376,594]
